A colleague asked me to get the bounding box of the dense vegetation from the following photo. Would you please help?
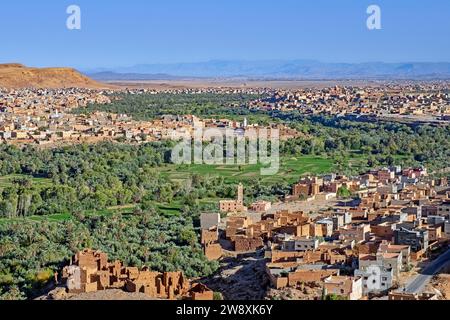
[277,112,450,174]
[0,212,218,300]
[0,142,292,218]
[73,92,267,122]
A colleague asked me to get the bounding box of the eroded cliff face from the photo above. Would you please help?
[0,63,106,89]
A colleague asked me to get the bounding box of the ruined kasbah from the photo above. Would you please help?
[56,249,214,300]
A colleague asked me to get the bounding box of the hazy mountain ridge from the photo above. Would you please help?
[85,60,450,80]
[88,71,187,81]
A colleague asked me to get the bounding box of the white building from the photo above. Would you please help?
[355,264,393,295]
[281,237,320,252]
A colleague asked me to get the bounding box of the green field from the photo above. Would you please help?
[0,174,53,191]
[161,155,335,184]
[0,154,376,226]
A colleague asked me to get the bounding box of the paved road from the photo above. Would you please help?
[404,248,450,294]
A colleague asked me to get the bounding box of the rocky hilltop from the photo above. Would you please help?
[0,63,107,89]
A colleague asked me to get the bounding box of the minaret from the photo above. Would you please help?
[237,183,244,204]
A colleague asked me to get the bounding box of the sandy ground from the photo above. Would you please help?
[266,284,322,300]
[428,274,450,299]
[38,288,155,300]
[201,253,270,300]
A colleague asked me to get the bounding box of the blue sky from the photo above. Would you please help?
[0,0,449,69]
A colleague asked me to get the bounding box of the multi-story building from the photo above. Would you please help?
[281,236,320,252]
[355,263,394,295]
[219,183,247,213]
[394,228,429,252]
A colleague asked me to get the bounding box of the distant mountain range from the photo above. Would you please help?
[85,60,450,80]
[88,71,188,81]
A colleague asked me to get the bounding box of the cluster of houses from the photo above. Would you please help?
[0,87,300,146]
[248,83,450,119]
[0,88,112,145]
[200,166,450,300]
[123,87,270,96]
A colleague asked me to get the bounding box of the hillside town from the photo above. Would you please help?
[2,84,449,146]
[0,87,304,146]
[249,83,450,121]
[199,166,450,300]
